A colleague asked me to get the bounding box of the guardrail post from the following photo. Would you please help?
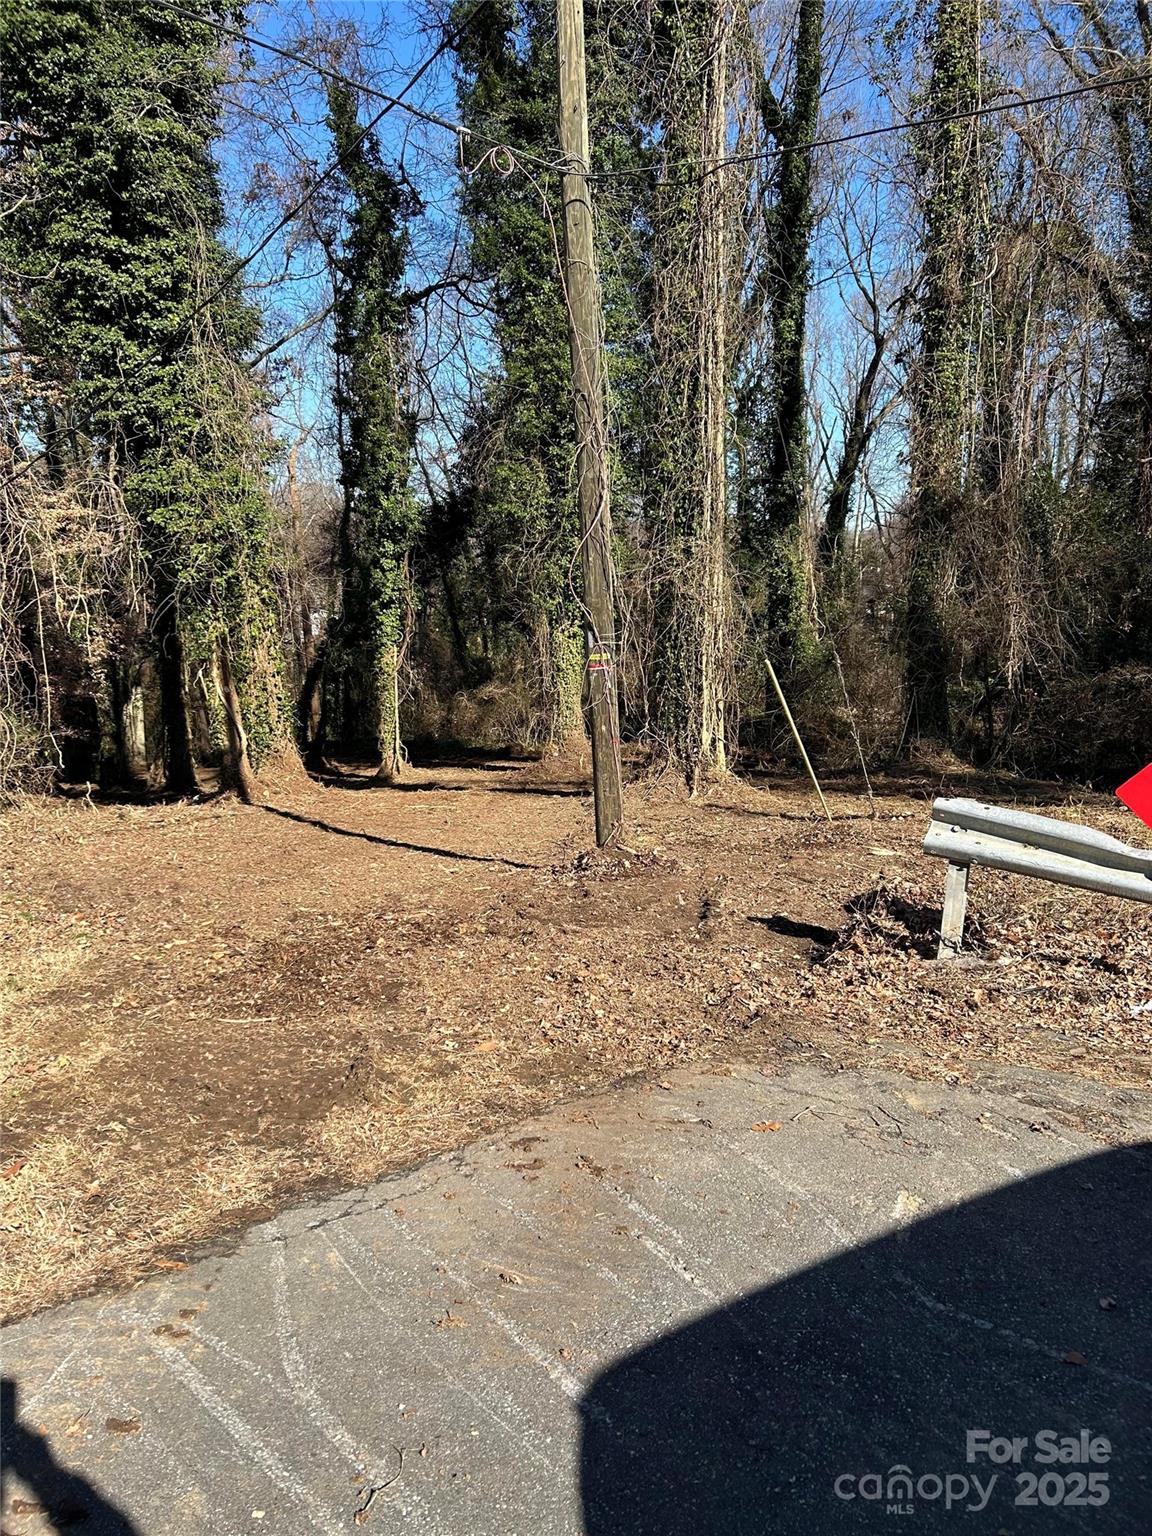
[938,860,970,960]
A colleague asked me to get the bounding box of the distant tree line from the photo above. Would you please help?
[2,0,1149,799]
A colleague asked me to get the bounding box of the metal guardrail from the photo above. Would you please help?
[923,796,1152,958]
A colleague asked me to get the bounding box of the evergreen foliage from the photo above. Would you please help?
[738,0,825,672]
[1,0,288,787]
[2,0,1150,799]
[450,0,586,746]
[904,0,985,742]
[324,81,422,776]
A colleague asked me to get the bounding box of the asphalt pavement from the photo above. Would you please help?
[3,1061,1150,1534]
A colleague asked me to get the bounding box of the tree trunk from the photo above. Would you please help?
[904,0,984,745]
[697,63,731,785]
[285,438,321,755]
[650,0,735,789]
[154,599,198,795]
[97,658,149,789]
[740,0,824,661]
[538,618,586,753]
[819,328,888,566]
[216,645,258,803]
[1138,344,1152,537]
[439,561,472,684]
[371,642,403,782]
[298,646,327,767]
[95,660,125,792]
[121,673,148,782]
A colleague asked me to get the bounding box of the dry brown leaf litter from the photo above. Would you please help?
[2,761,1149,1320]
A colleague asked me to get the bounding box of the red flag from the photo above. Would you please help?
[1116,763,1152,831]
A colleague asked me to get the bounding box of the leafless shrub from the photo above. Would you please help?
[0,451,143,799]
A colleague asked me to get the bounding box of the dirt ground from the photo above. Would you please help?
[3,754,1151,1322]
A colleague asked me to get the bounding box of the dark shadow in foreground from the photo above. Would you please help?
[581,1145,1151,1531]
[1,1378,140,1534]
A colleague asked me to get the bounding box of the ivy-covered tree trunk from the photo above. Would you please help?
[819,319,889,567]
[905,0,984,743]
[325,83,420,782]
[451,0,584,751]
[452,0,643,754]
[1,0,294,796]
[648,0,736,788]
[739,0,824,666]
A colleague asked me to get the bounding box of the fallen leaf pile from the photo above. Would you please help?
[802,877,1152,1085]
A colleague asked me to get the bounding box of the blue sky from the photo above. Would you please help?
[212,0,917,516]
[217,0,475,481]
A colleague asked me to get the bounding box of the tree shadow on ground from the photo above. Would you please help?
[487,782,589,798]
[746,913,840,947]
[55,780,198,807]
[256,803,538,869]
[362,780,589,799]
[1,1379,139,1534]
[308,759,589,798]
[748,890,956,962]
[581,1143,1152,1533]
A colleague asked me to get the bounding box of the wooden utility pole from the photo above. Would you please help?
[556,0,624,847]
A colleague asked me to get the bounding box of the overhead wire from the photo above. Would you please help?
[3,2,1149,498]
[588,66,1152,181]
[148,0,495,335]
[150,0,559,172]
[153,0,1152,185]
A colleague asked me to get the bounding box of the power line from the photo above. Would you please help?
[151,0,499,321]
[156,0,1152,185]
[151,0,559,173]
[588,65,1152,181]
[4,0,1148,501]
[62,0,482,363]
